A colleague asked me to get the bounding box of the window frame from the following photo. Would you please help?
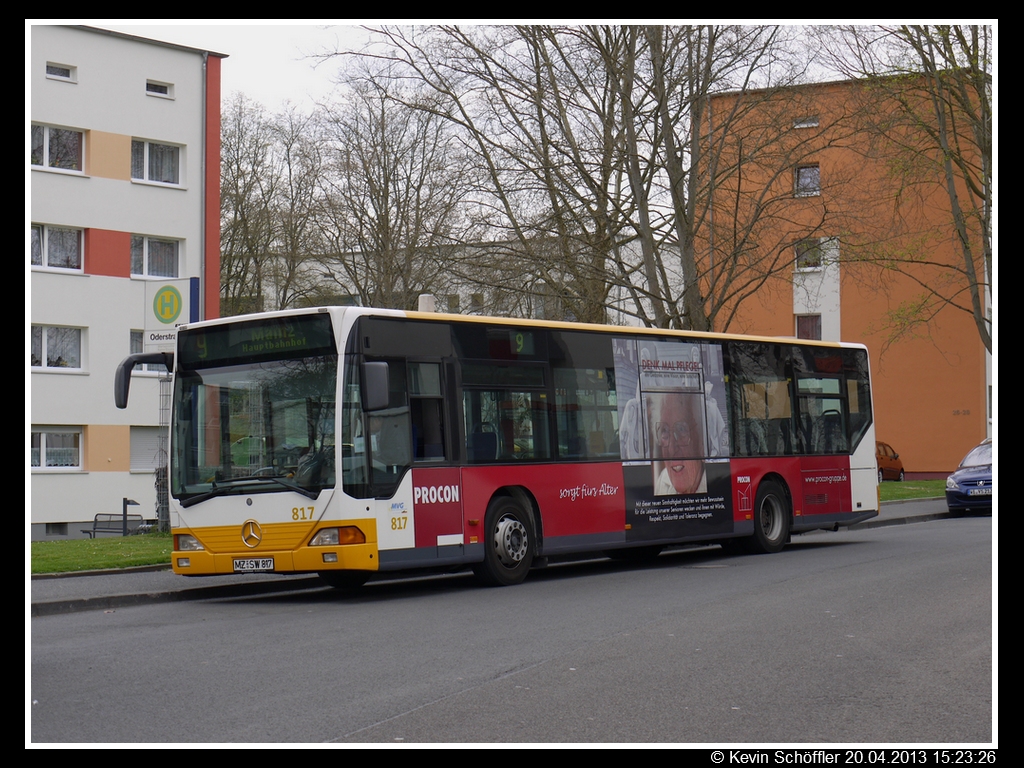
[794,164,820,197]
[131,234,181,278]
[31,325,84,371]
[31,427,83,471]
[45,62,77,83]
[131,138,181,185]
[796,314,822,341]
[145,80,174,99]
[30,123,84,173]
[31,224,83,272]
[795,239,824,272]
[130,426,165,472]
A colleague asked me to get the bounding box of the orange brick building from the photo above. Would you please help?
[704,78,990,475]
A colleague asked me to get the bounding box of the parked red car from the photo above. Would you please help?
[876,441,905,483]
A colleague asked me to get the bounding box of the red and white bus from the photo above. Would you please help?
[115,307,878,587]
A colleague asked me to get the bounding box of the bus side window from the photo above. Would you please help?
[412,398,445,461]
[469,424,498,462]
[409,362,445,462]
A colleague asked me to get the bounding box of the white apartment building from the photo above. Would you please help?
[30,25,224,539]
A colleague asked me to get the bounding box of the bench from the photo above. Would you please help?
[81,513,144,538]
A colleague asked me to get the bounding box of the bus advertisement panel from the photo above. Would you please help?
[613,337,733,543]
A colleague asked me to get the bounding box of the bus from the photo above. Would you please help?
[115,307,878,587]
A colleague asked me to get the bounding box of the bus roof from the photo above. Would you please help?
[179,305,867,351]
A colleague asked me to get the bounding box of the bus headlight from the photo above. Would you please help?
[175,534,204,551]
[310,527,366,546]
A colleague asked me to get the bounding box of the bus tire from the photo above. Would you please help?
[749,479,790,554]
[474,497,535,586]
[318,570,371,589]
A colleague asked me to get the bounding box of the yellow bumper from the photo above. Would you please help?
[172,518,378,576]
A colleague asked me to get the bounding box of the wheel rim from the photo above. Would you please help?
[494,514,528,568]
[878,469,884,483]
[759,494,784,543]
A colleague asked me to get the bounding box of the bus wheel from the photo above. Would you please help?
[750,480,790,554]
[475,498,535,586]
[318,570,371,589]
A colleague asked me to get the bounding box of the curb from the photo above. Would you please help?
[31,574,324,618]
[849,510,952,530]
[31,563,173,580]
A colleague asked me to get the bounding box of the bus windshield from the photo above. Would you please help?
[171,316,338,506]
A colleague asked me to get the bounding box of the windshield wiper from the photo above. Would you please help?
[179,475,320,507]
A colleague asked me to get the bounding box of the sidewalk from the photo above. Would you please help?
[30,498,952,617]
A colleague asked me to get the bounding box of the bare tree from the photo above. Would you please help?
[220,94,278,316]
[814,24,992,352]
[315,73,476,310]
[610,25,853,332]
[327,26,636,324]
[220,96,330,315]
[320,25,842,331]
[264,106,327,311]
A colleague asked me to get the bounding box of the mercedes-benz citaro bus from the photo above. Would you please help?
[115,306,878,588]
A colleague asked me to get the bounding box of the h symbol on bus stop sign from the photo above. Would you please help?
[153,286,182,324]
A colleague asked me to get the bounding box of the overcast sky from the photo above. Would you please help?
[38,22,378,110]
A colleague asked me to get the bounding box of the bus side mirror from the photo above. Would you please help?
[114,352,174,409]
[361,361,390,412]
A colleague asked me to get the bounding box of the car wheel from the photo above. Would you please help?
[898,470,905,482]
[748,479,790,554]
[474,497,535,586]
[878,468,884,484]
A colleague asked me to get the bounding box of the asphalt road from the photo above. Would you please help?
[29,499,993,745]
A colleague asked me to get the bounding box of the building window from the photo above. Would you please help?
[45,523,69,536]
[146,80,174,98]
[794,116,819,129]
[31,325,82,369]
[470,293,484,314]
[447,294,460,314]
[45,62,77,83]
[31,225,82,271]
[31,428,82,469]
[795,164,820,196]
[131,235,179,277]
[131,139,180,184]
[131,426,165,471]
[796,315,822,340]
[795,239,824,271]
[31,124,84,172]
[130,330,168,372]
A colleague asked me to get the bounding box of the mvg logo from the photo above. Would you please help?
[414,485,461,504]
